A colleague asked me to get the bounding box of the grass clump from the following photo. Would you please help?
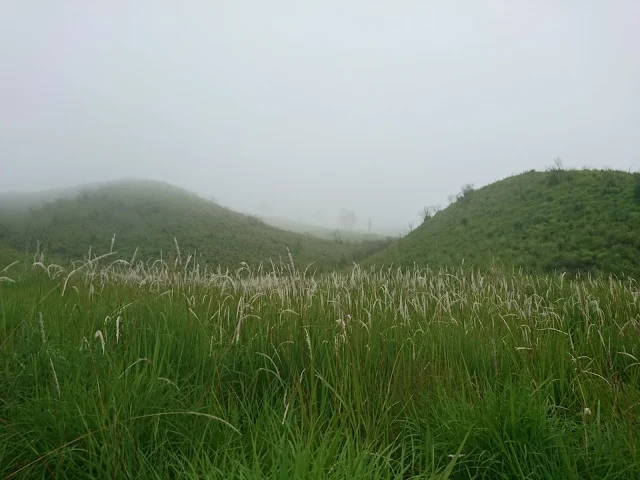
[1,251,639,478]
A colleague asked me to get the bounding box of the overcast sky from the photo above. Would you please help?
[1,1,638,230]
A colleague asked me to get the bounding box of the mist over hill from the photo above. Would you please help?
[0,179,391,270]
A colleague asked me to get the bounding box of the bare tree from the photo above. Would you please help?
[553,156,563,170]
[406,221,414,233]
[418,205,442,223]
[447,184,475,205]
[546,156,565,185]
[368,217,372,236]
[460,183,475,200]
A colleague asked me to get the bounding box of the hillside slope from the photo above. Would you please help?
[0,180,389,270]
[367,169,640,277]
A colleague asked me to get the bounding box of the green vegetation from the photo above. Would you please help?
[1,255,639,478]
[0,244,21,268]
[0,180,390,272]
[368,168,640,278]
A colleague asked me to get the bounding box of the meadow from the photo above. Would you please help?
[1,249,639,479]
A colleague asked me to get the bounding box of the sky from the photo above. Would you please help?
[0,1,638,231]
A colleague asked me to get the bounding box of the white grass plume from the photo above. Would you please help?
[39,312,46,345]
[94,330,105,354]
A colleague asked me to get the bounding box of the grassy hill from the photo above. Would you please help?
[0,180,390,271]
[367,168,640,278]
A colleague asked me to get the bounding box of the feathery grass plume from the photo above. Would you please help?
[94,330,105,354]
[281,390,289,425]
[304,326,313,361]
[157,377,180,391]
[39,312,46,345]
[49,358,60,399]
[61,251,116,296]
[47,263,65,279]
[174,237,182,268]
[110,233,116,253]
[130,246,138,265]
[78,337,90,351]
[334,316,347,353]
[1,261,19,275]
[119,358,152,378]
[115,316,121,344]
[286,248,296,276]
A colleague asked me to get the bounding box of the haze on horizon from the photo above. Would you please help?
[1,1,638,231]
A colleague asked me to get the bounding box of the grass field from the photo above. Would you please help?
[1,251,639,478]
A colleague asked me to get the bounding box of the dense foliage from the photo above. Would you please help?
[368,169,640,278]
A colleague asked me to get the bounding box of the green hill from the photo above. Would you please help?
[367,168,640,278]
[0,180,390,270]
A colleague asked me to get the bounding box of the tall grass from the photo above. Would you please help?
[1,251,639,478]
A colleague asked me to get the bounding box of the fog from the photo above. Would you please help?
[1,1,638,231]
